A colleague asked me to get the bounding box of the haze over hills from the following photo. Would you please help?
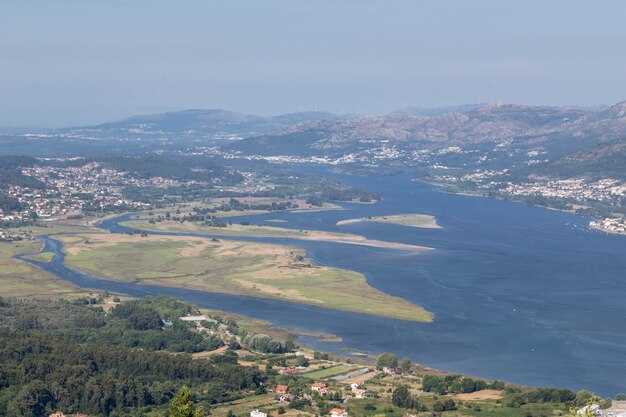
[66,109,347,140]
[390,103,483,116]
[4,100,625,199]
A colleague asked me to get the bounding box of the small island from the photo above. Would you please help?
[337,213,440,229]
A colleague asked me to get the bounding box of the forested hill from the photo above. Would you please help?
[0,297,264,417]
[522,138,626,181]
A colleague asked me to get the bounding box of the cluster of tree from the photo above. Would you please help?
[0,297,221,353]
[391,386,428,412]
[503,387,612,410]
[241,333,295,354]
[375,352,399,370]
[152,211,228,227]
[432,399,458,412]
[313,351,330,360]
[212,198,298,213]
[421,374,504,395]
[0,331,263,417]
[305,187,381,206]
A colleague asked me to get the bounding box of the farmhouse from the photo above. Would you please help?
[312,381,328,395]
[312,382,327,390]
[274,384,289,394]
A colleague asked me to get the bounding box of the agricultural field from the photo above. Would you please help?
[301,365,357,380]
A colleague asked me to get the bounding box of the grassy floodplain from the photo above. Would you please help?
[337,213,440,229]
[0,239,83,298]
[59,232,433,322]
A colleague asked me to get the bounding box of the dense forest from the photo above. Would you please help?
[0,297,223,353]
[0,297,266,417]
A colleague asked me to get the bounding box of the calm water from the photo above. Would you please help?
[23,172,626,395]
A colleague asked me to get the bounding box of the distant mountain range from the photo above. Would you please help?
[14,101,626,183]
[228,102,626,158]
[67,109,347,140]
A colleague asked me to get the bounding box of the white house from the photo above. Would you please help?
[251,409,268,417]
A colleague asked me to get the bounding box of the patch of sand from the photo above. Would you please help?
[303,233,429,252]
[191,346,228,359]
[454,390,503,401]
[337,213,440,229]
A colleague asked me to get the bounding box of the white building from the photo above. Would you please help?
[577,404,601,416]
[251,410,267,417]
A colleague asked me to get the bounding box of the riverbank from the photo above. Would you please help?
[122,219,431,252]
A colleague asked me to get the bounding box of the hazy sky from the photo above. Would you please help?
[2,0,626,127]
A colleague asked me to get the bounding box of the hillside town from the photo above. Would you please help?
[0,161,177,223]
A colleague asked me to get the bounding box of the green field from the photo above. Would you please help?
[301,365,357,380]
[59,233,433,322]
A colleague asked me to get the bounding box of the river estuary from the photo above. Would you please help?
[20,172,626,396]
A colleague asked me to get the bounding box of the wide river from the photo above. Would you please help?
[24,172,626,396]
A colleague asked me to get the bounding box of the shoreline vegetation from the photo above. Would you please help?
[336,213,440,229]
[58,232,433,322]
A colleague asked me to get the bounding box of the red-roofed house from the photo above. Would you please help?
[274,385,289,394]
[330,408,347,417]
[311,382,327,392]
[311,381,328,397]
